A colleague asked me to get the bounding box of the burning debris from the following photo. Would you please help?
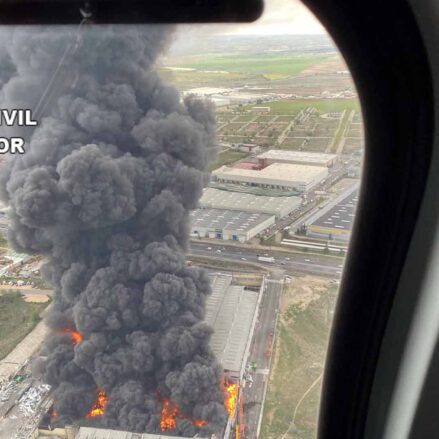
[0,25,227,435]
[224,382,239,418]
[60,328,83,346]
[86,391,108,418]
[159,399,207,432]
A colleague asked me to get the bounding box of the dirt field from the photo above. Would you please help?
[298,57,348,76]
[232,272,263,287]
[260,276,339,439]
[0,291,49,361]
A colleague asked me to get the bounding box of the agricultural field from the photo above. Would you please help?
[243,99,360,114]
[215,101,363,157]
[218,103,364,158]
[0,291,48,360]
[346,125,364,138]
[159,69,248,91]
[165,53,336,76]
[207,149,249,172]
[260,276,338,439]
[162,43,363,168]
[343,137,364,154]
[280,137,330,152]
[234,115,255,123]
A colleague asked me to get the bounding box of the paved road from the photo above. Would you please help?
[189,242,343,278]
[242,278,283,439]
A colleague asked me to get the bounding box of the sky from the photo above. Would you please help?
[225,0,326,35]
[171,0,327,44]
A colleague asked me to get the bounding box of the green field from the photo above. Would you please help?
[159,69,248,89]
[207,149,249,172]
[0,291,48,360]
[166,53,335,76]
[245,99,360,114]
[260,277,338,439]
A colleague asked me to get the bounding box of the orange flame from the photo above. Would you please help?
[49,406,57,418]
[60,328,83,346]
[159,380,238,432]
[193,418,208,428]
[86,391,107,417]
[160,399,178,431]
[159,399,207,431]
[224,382,239,418]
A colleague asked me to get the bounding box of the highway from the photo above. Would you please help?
[189,236,345,438]
[242,277,283,439]
[189,242,344,278]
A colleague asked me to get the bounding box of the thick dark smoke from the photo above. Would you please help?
[0,25,227,435]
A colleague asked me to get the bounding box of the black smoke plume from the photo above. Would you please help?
[0,25,227,435]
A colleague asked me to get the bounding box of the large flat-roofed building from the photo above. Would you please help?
[190,208,275,242]
[205,274,259,380]
[38,426,208,439]
[199,188,301,219]
[257,150,337,167]
[212,163,328,193]
[306,187,359,241]
[36,275,261,439]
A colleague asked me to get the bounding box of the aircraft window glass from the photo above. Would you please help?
[0,1,363,438]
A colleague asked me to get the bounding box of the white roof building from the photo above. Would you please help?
[75,427,207,439]
[212,163,328,193]
[257,150,337,167]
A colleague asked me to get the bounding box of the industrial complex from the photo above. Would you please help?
[0,273,265,439]
[0,143,362,438]
[191,147,359,243]
[0,25,366,439]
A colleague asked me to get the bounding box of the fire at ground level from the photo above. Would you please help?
[0,271,282,439]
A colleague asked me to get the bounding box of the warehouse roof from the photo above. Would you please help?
[311,189,358,231]
[190,208,274,233]
[75,427,206,439]
[257,150,337,165]
[200,188,301,217]
[213,163,327,184]
[205,274,259,373]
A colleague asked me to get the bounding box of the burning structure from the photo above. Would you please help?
[0,25,228,436]
[36,273,257,439]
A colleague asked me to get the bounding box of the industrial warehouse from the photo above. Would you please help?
[212,163,328,193]
[305,186,359,241]
[190,208,275,242]
[256,150,338,167]
[30,273,262,439]
[205,274,259,381]
[199,188,301,218]
[40,427,205,439]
